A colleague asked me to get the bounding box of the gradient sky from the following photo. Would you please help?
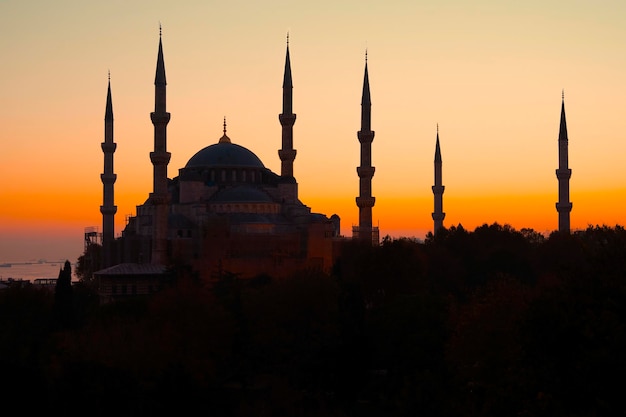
[1,0,625,262]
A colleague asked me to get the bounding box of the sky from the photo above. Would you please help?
[1,0,625,262]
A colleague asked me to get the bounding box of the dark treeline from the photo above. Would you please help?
[1,223,626,416]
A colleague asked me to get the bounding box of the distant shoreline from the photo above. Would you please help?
[0,261,76,282]
[0,259,69,266]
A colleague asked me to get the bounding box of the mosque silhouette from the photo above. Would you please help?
[93,31,572,303]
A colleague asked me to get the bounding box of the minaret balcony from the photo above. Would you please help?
[279,114,297,125]
[356,196,375,208]
[556,168,572,180]
[100,205,118,215]
[150,112,171,125]
[432,212,446,221]
[556,202,572,212]
[150,151,171,165]
[279,149,297,161]
[100,173,117,184]
[357,130,375,143]
[357,166,375,178]
[101,142,117,153]
[432,185,445,194]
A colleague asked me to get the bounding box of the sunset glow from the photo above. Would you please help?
[1,0,625,261]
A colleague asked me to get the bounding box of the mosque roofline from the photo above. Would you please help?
[94,263,168,276]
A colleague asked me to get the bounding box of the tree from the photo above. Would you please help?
[75,243,101,284]
[54,260,73,328]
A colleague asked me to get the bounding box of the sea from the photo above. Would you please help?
[0,260,75,282]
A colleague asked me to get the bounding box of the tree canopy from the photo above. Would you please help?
[2,223,625,415]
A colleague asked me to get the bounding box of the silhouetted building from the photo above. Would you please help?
[99,32,345,286]
[353,53,379,245]
[94,263,169,304]
[556,91,572,233]
[432,125,445,233]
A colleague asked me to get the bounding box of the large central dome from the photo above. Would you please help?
[185,130,265,169]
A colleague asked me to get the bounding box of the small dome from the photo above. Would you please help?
[185,141,265,169]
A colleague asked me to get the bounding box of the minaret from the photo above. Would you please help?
[100,72,117,268]
[556,90,572,233]
[278,33,297,179]
[149,27,171,264]
[354,52,376,244]
[432,124,445,233]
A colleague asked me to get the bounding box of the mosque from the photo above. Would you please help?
[94,32,381,298]
[93,30,572,302]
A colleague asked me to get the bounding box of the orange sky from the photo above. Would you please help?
[1,0,625,262]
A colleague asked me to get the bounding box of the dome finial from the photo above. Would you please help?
[219,116,231,143]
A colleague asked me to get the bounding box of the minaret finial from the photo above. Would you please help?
[159,22,162,38]
[219,116,231,143]
[562,88,564,101]
[437,122,439,134]
[286,31,289,46]
[365,48,368,63]
[108,69,110,82]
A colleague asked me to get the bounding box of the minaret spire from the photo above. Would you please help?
[150,27,171,264]
[278,33,299,204]
[354,52,377,245]
[278,33,297,180]
[432,124,445,233]
[360,53,371,131]
[556,90,572,233]
[154,27,167,88]
[101,74,117,268]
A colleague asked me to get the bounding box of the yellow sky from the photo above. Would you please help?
[1,0,625,261]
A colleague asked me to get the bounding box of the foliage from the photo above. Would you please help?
[54,260,74,328]
[2,223,626,415]
[75,242,101,284]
